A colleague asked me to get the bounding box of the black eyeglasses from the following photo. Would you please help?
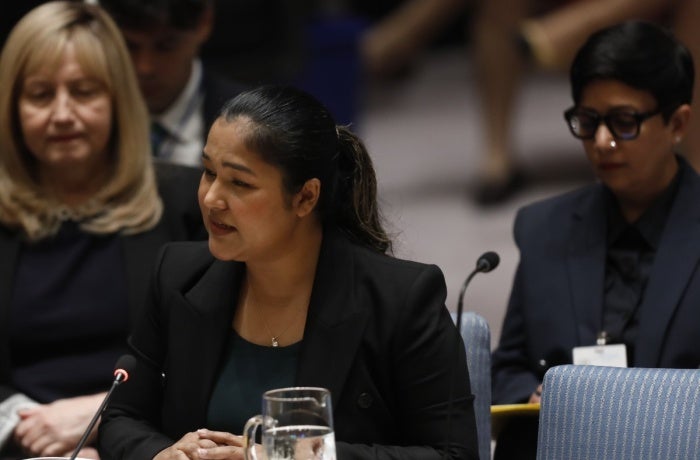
[563,106,663,141]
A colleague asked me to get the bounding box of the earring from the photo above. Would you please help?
[610,140,617,149]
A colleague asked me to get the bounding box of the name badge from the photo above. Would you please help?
[572,344,628,367]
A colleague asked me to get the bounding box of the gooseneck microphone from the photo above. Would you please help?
[68,354,136,460]
[444,251,499,459]
[455,251,499,333]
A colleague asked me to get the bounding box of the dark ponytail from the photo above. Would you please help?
[219,85,392,254]
[335,126,392,254]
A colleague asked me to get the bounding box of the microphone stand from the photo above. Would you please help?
[455,269,480,338]
[444,252,499,459]
[68,370,128,460]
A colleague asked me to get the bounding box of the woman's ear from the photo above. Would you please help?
[293,178,321,218]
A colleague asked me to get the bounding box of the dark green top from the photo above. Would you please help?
[206,330,300,434]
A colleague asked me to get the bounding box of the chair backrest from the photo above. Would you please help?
[537,365,700,460]
[453,311,491,460]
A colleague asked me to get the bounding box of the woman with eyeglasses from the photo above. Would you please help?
[491,21,697,459]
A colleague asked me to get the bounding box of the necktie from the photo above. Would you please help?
[150,122,169,157]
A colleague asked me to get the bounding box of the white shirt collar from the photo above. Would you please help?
[153,59,203,139]
[150,59,205,166]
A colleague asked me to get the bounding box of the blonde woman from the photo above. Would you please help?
[0,2,205,459]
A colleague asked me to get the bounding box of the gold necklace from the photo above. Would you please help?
[261,307,304,347]
[262,319,283,347]
[247,289,305,347]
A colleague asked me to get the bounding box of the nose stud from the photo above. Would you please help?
[610,140,617,149]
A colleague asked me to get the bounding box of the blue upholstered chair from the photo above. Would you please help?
[537,365,700,460]
[453,311,492,460]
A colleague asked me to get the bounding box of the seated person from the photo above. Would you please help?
[99,0,246,166]
[98,85,479,459]
[492,20,697,459]
[0,2,205,458]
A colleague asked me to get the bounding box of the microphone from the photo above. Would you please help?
[444,251,499,459]
[68,354,136,460]
[455,251,499,333]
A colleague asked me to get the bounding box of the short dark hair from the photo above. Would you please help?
[570,21,694,120]
[219,85,392,254]
[99,0,211,30]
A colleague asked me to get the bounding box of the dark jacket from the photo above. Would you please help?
[99,231,478,460]
[492,157,700,404]
[0,162,206,404]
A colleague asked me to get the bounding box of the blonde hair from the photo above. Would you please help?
[0,1,162,241]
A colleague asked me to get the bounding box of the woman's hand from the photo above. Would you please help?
[154,432,212,460]
[194,429,247,459]
[153,430,245,460]
[13,393,106,457]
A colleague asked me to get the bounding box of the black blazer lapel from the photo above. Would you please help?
[122,161,206,326]
[296,232,368,409]
[566,185,607,345]
[173,260,244,425]
[635,165,700,366]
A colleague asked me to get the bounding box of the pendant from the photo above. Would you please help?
[271,337,279,347]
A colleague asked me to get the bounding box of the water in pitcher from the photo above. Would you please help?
[262,425,336,460]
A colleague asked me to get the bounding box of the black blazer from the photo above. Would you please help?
[99,231,478,460]
[492,157,700,404]
[0,162,206,403]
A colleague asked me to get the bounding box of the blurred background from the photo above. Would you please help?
[4,0,662,347]
[360,52,589,348]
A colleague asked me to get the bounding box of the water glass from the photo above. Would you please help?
[243,387,336,460]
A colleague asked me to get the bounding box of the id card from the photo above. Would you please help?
[572,344,628,367]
